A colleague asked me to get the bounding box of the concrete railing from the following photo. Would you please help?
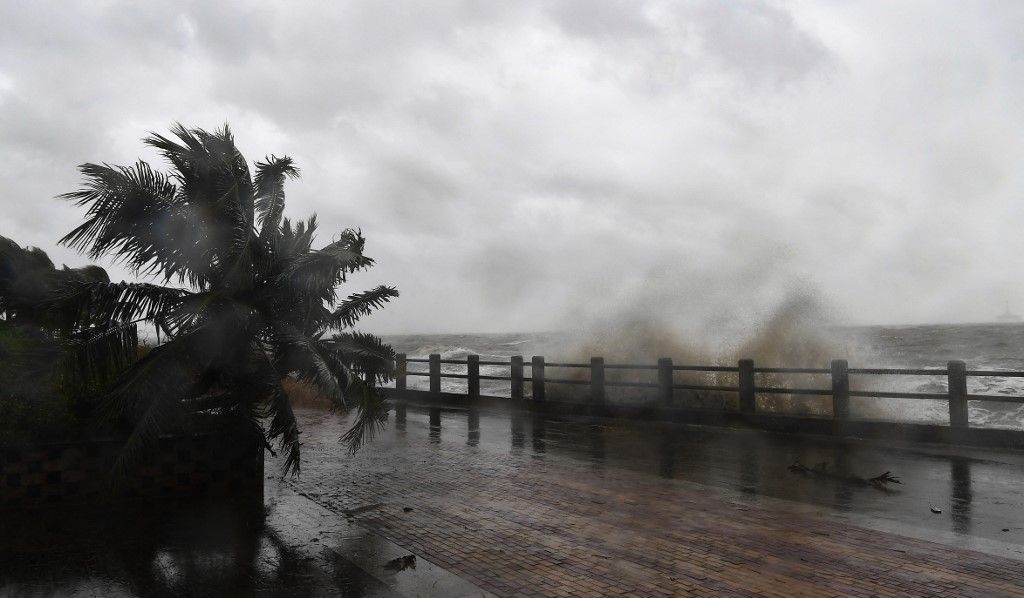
[393,354,1024,431]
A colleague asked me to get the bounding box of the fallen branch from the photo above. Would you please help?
[788,460,902,488]
[867,471,901,487]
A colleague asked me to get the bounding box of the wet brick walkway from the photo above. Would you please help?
[1,453,489,596]
[280,404,1024,597]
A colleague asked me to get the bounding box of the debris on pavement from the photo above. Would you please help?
[383,554,417,572]
[788,460,902,488]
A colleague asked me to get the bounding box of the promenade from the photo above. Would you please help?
[280,404,1024,596]
[5,403,1024,596]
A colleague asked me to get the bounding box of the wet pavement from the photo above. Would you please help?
[4,403,1024,596]
[0,496,389,597]
[0,464,489,597]
[382,403,1024,551]
[286,403,1024,596]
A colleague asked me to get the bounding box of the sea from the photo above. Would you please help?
[383,323,1024,430]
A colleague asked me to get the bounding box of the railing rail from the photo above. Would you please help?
[393,353,1024,429]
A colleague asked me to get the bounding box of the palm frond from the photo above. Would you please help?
[327,331,396,385]
[262,370,301,476]
[330,286,399,329]
[281,238,374,303]
[141,123,261,289]
[340,375,389,453]
[157,288,233,336]
[271,322,345,405]
[58,161,215,286]
[46,280,189,331]
[281,215,319,254]
[255,155,299,239]
[144,123,208,185]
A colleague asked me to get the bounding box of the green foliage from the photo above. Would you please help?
[0,394,80,446]
[1,235,111,329]
[0,322,80,444]
[57,123,399,475]
[1,237,137,441]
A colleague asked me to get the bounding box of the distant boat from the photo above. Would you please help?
[997,302,1022,323]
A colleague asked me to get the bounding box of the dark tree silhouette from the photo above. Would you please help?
[0,235,111,325]
[55,124,398,475]
[1,238,138,444]
[1,237,133,391]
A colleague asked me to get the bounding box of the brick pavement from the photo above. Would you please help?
[282,406,1024,597]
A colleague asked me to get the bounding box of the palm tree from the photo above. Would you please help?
[55,123,398,475]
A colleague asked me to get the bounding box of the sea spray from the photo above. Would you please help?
[383,318,1024,428]
[549,291,841,415]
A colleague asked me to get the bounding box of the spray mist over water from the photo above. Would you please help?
[559,291,840,367]
[536,290,840,414]
[387,287,1024,427]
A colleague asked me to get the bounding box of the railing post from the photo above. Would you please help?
[429,353,441,397]
[395,353,407,390]
[948,360,969,429]
[591,357,605,404]
[738,359,756,414]
[511,356,524,400]
[532,356,545,401]
[831,359,850,419]
[658,358,673,406]
[467,354,480,400]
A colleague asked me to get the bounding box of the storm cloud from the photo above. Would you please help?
[2,1,1024,334]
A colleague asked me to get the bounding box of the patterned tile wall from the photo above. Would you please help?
[1,433,263,509]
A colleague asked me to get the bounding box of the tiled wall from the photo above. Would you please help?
[1,433,263,509]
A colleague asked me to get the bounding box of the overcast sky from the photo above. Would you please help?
[2,1,1024,335]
